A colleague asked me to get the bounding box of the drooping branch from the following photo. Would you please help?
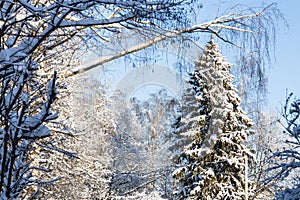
[63,3,280,78]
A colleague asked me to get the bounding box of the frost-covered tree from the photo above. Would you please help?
[246,112,285,199]
[132,91,178,169]
[173,40,254,199]
[265,93,300,200]
[34,76,116,199]
[108,89,181,198]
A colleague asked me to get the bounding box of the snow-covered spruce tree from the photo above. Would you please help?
[173,40,254,199]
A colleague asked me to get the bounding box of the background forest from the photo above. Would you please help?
[0,0,299,199]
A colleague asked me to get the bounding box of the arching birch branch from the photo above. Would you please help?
[63,3,278,77]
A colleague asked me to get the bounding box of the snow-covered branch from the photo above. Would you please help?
[265,93,300,197]
[64,3,280,77]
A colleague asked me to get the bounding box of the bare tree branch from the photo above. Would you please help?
[63,3,280,77]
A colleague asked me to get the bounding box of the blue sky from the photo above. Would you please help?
[267,0,300,112]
